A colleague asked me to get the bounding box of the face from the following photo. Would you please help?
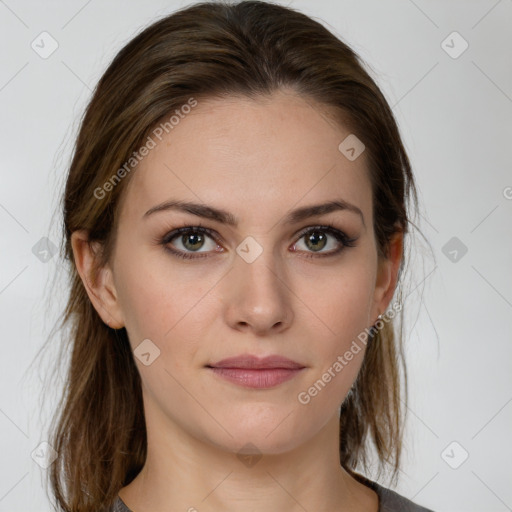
[75,88,400,456]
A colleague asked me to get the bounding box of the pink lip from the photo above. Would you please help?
[208,367,304,388]
[206,354,306,389]
[207,354,305,370]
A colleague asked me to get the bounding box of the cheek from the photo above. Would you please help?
[114,250,222,355]
[292,258,376,402]
[296,260,375,343]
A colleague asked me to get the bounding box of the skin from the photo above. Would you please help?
[72,88,402,512]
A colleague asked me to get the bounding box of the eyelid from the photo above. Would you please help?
[159,224,222,248]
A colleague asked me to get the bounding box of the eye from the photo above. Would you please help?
[291,224,357,258]
[159,223,358,260]
[161,225,221,259]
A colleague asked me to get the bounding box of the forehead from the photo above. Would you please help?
[120,90,372,227]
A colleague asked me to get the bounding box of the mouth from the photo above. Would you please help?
[206,354,306,389]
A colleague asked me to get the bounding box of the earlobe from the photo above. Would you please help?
[70,230,125,329]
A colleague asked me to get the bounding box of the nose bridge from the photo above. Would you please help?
[222,235,292,331]
[234,236,285,297]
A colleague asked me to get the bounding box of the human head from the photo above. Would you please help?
[49,1,417,510]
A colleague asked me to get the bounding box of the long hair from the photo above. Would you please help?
[44,1,418,510]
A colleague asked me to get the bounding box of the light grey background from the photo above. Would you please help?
[1,1,511,511]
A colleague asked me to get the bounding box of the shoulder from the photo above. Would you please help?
[352,472,435,512]
[106,496,132,512]
[373,481,435,512]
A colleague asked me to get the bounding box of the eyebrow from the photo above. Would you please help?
[143,198,365,228]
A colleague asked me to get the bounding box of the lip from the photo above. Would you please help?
[208,367,305,389]
[206,355,306,389]
[207,354,305,370]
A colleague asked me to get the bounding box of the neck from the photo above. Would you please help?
[118,402,378,512]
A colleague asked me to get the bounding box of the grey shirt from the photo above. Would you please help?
[109,476,434,511]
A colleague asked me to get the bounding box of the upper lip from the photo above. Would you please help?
[207,354,305,370]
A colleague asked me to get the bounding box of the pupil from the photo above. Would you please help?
[183,233,203,251]
[306,231,327,251]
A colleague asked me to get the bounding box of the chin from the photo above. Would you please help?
[206,419,313,457]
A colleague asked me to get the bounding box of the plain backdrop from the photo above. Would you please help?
[0,1,511,511]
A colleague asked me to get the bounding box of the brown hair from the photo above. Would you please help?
[44,1,419,510]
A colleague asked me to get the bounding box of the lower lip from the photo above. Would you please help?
[208,367,304,389]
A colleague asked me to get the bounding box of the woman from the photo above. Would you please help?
[47,1,434,510]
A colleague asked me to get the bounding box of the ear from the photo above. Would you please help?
[370,230,403,324]
[70,230,125,329]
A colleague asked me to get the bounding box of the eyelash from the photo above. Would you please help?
[159,223,358,260]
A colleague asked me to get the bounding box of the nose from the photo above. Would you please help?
[222,245,294,336]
